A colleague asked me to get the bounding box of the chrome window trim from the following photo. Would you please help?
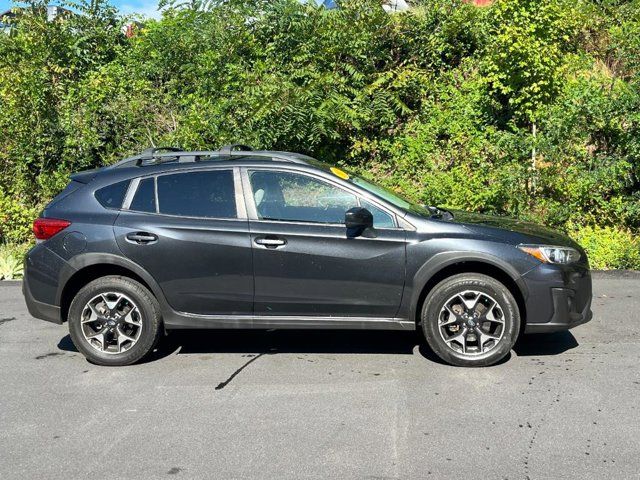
[122,177,140,210]
[130,212,247,222]
[123,167,244,221]
[240,167,258,220]
[153,176,160,214]
[244,218,405,233]
[232,167,248,220]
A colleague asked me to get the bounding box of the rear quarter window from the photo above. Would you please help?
[95,180,130,209]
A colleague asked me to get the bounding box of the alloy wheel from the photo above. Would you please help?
[437,290,505,356]
[80,292,143,355]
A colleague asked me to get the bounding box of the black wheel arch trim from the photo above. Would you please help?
[407,251,529,323]
[57,252,529,329]
[56,252,171,311]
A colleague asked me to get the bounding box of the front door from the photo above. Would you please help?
[114,168,253,315]
[243,168,407,318]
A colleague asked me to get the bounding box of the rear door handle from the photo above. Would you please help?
[255,236,286,248]
[126,232,158,244]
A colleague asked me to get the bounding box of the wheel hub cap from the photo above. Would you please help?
[80,292,143,355]
[438,290,506,356]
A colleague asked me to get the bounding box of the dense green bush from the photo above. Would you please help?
[571,225,640,270]
[0,242,29,279]
[0,0,638,268]
[0,188,40,244]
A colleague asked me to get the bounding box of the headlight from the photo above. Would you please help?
[518,245,581,264]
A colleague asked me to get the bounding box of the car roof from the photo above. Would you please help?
[68,145,416,225]
[75,145,329,184]
[111,145,318,168]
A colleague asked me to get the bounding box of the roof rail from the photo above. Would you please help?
[218,144,253,155]
[111,146,200,168]
[109,144,310,169]
[140,146,183,157]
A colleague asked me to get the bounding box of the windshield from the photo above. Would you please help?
[350,176,437,217]
[304,157,437,217]
[349,177,413,209]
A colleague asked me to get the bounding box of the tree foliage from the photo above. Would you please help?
[0,0,639,267]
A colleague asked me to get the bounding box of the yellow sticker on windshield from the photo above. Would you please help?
[330,167,349,180]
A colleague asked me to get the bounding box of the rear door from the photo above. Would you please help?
[114,167,253,315]
[243,167,407,318]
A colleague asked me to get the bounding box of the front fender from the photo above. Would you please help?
[404,250,530,323]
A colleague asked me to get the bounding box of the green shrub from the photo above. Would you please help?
[0,189,40,244]
[0,243,28,280]
[0,0,639,269]
[571,225,640,270]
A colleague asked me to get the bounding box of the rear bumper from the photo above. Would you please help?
[22,245,69,325]
[23,276,62,324]
[522,263,593,334]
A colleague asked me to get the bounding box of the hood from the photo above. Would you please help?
[448,210,579,248]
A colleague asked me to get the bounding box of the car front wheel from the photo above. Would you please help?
[421,273,520,367]
[68,276,162,366]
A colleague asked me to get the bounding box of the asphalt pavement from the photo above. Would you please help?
[0,274,639,479]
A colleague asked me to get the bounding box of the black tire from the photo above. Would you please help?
[421,273,520,367]
[68,276,162,366]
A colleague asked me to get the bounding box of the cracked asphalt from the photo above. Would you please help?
[1,273,639,480]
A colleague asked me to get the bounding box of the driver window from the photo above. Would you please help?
[249,170,358,224]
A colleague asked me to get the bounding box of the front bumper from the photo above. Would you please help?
[522,263,593,334]
[524,286,592,333]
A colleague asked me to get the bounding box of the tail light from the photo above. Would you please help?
[32,218,71,241]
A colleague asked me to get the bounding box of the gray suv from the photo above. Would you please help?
[23,145,593,367]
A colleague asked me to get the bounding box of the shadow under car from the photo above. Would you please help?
[57,328,579,365]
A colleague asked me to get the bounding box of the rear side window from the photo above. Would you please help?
[157,170,236,218]
[95,180,129,209]
[130,178,156,213]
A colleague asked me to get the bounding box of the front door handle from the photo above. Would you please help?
[126,232,158,244]
[255,236,286,248]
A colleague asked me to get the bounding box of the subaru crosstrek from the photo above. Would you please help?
[22,145,593,367]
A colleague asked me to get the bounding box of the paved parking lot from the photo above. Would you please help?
[1,273,639,479]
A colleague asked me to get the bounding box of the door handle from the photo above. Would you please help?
[126,232,158,244]
[255,236,286,248]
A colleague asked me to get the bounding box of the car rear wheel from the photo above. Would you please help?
[68,276,162,366]
[421,273,520,367]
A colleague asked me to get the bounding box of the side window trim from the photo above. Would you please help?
[240,167,258,220]
[122,177,140,210]
[233,167,248,220]
[242,167,399,229]
[153,175,160,214]
[125,167,243,220]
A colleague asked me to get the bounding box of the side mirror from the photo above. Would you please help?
[345,207,373,237]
